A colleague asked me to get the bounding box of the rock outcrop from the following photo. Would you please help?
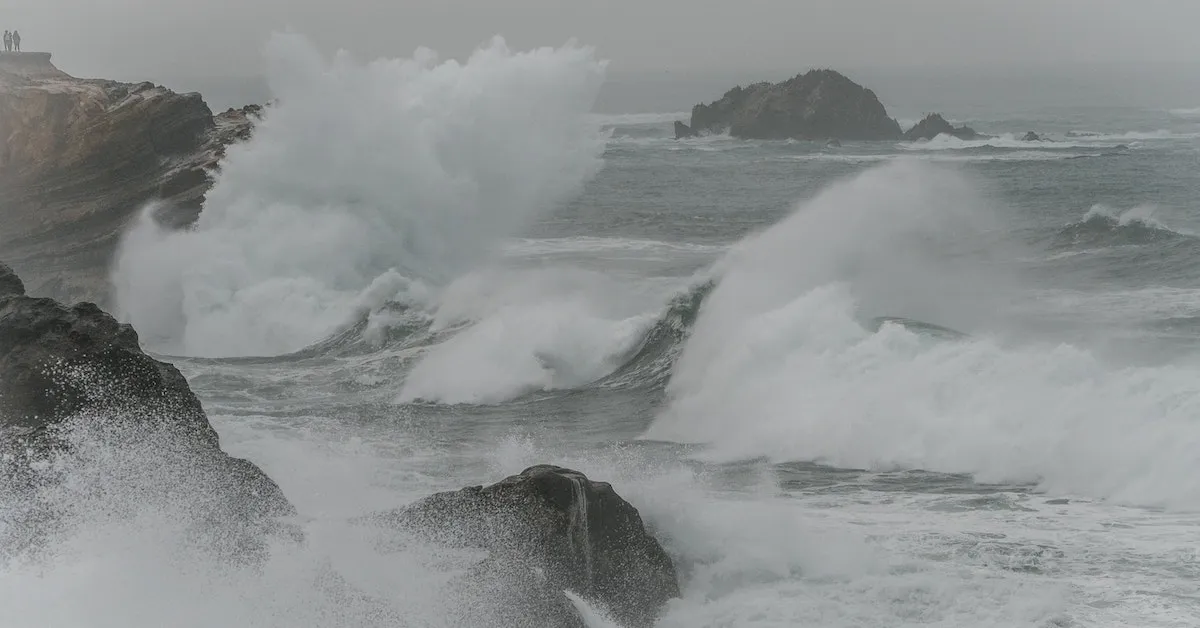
[903,113,986,141]
[0,261,293,554]
[688,69,902,141]
[372,465,679,627]
[0,261,23,297]
[0,54,260,304]
[673,120,697,139]
[1021,131,1044,142]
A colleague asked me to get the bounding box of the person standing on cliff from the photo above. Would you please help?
[3,32,10,53]
[12,31,20,52]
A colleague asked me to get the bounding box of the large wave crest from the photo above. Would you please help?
[112,34,607,357]
[646,160,1200,509]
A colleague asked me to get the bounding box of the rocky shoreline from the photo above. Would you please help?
[0,259,680,625]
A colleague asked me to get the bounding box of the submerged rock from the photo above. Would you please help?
[673,120,697,139]
[372,465,679,627]
[0,262,294,554]
[689,69,902,141]
[903,113,986,141]
[825,138,843,148]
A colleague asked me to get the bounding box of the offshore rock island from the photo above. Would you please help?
[675,69,903,141]
[673,68,1046,144]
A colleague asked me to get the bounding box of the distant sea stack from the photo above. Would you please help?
[903,113,986,141]
[0,52,261,305]
[679,69,903,141]
[673,120,698,139]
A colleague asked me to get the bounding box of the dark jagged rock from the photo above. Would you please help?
[825,139,842,148]
[689,69,902,141]
[372,465,679,628]
[0,55,261,305]
[1022,131,1044,141]
[0,263,294,554]
[0,261,24,297]
[903,113,986,141]
[673,120,697,139]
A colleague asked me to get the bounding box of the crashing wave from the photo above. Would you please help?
[1053,204,1191,248]
[112,34,609,358]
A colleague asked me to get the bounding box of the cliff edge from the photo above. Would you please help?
[0,53,258,304]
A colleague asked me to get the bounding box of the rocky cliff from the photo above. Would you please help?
[685,69,902,141]
[0,53,259,305]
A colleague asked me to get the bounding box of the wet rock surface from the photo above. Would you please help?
[372,464,680,627]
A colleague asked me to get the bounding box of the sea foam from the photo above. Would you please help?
[647,161,1200,509]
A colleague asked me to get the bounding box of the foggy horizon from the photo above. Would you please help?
[7,0,1200,78]
[67,60,1200,118]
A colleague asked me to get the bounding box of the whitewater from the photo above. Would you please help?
[5,33,1200,627]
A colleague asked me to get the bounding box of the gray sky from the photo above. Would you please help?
[5,0,1199,81]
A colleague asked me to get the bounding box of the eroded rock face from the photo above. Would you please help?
[903,113,986,141]
[373,465,680,627]
[674,120,697,139]
[0,262,293,555]
[0,54,260,304]
[689,69,902,141]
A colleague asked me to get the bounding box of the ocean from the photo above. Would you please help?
[4,35,1200,626]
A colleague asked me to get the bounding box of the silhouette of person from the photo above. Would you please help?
[3,31,10,53]
[12,31,20,52]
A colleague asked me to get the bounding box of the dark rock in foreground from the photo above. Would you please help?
[673,120,698,139]
[0,262,294,554]
[689,69,902,141]
[1021,131,1045,142]
[903,113,987,141]
[372,464,679,627]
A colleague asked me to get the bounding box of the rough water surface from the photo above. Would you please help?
[4,33,1200,627]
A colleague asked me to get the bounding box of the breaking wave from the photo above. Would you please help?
[645,161,1200,510]
[395,269,712,405]
[899,133,1127,151]
[112,33,608,358]
[1054,204,1192,247]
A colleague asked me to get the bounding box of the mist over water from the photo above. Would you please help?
[113,33,608,358]
[7,27,1200,628]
